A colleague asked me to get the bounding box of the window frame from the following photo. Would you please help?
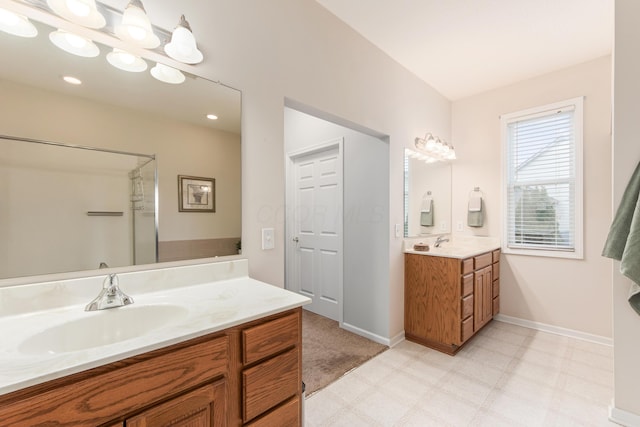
[501,97,584,259]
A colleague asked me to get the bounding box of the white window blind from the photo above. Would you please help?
[502,97,583,258]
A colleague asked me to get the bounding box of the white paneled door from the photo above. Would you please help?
[287,140,343,321]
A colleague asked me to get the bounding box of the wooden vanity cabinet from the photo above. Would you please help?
[405,250,500,355]
[0,308,303,427]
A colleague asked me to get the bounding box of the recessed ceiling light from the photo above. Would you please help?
[63,75,82,85]
[206,114,218,120]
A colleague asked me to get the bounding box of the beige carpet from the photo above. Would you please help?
[302,310,388,396]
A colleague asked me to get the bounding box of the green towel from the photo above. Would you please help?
[602,161,640,315]
[468,200,484,227]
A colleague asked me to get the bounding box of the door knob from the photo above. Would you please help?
[292,237,299,242]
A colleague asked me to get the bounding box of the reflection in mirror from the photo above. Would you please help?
[0,137,157,278]
[404,149,452,237]
[0,8,241,281]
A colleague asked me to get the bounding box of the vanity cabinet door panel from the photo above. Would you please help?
[474,266,493,331]
[127,380,226,427]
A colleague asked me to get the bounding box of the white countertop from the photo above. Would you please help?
[403,235,501,259]
[0,260,310,396]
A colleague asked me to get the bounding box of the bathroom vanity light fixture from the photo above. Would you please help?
[0,7,38,37]
[114,0,160,48]
[46,0,106,29]
[150,62,185,84]
[164,15,203,64]
[49,29,99,57]
[106,47,147,72]
[414,133,456,162]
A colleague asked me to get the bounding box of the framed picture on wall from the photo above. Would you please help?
[178,175,215,212]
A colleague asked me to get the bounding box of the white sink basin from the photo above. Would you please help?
[19,304,189,354]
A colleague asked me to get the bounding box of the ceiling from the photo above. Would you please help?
[315,0,614,100]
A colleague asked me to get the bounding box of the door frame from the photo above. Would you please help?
[285,137,344,325]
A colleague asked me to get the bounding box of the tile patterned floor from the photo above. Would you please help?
[305,321,616,427]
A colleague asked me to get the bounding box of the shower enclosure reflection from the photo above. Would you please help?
[0,136,157,278]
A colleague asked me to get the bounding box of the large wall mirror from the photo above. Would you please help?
[0,3,241,281]
[404,149,451,237]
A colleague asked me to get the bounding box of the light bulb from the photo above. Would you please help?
[0,8,38,37]
[0,8,18,26]
[115,1,159,48]
[65,0,90,17]
[64,32,87,49]
[164,15,203,64]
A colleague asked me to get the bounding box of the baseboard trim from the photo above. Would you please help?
[609,403,640,426]
[340,322,391,347]
[494,314,613,346]
[389,331,405,348]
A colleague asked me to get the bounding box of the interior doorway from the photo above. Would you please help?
[287,140,343,321]
[284,102,390,345]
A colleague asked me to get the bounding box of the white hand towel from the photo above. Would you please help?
[468,194,482,212]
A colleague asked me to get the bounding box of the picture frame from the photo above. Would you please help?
[178,175,215,212]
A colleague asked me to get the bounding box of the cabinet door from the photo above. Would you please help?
[127,380,226,427]
[473,266,493,331]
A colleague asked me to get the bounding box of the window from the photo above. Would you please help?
[501,97,583,259]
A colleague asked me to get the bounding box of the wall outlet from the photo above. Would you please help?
[261,228,275,250]
[440,221,447,231]
[456,221,464,232]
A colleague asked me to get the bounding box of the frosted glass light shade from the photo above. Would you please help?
[107,48,147,72]
[150,63,185,84]
[47,0,106,29]
[114,0,159,48]
[0,8,38,37]
[49,29,99,57]
[164,15,203,64]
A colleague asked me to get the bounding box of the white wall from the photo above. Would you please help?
[611,0,640,422]
[177,0,452,341]
[452,56,613,338]
[284,107,391,341]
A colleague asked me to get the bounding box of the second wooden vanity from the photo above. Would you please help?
[405,248,500,354]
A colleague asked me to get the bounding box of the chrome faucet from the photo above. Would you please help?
[85,274,134,311]
[434,236,450,248]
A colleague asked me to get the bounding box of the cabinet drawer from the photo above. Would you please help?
[493,278,500,297]
[243,348,299,423]
[474,252,492,270]
[462,258,474,275]
[0,335,228,426]
[461,316,474,342]
[246,396,300,427]
[461,274,473,297]
[493,296,500,315]
[492,262,500,280]
[462,294,474,319]
[492,249,501,263]
[243,312,299,365]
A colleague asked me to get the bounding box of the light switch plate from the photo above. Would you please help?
[395,224,402,238]
[262,228,275,250]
